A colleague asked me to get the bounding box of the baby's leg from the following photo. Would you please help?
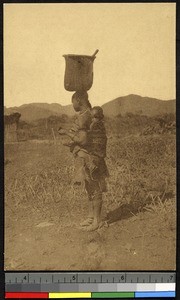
[72,156,85,186]
[77,150,88,158]
[78,151,97,179]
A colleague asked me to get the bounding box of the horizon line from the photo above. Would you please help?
[4,93,176,109]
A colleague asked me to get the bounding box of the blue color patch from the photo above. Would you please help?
[135,291,175,298]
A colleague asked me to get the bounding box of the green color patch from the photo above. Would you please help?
[92,292,135,298]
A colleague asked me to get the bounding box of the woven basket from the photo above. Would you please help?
[63,54,96,92]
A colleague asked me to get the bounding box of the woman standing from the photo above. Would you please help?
[58,91,109,231]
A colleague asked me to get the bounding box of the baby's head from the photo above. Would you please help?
[91,106,104,120]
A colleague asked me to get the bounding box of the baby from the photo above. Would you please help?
[59,106,106,180]
[76,106,106,180]
[89,106,107,159]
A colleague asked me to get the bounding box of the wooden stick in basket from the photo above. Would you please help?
[92,49,99,57]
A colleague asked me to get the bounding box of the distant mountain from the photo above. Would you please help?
[4,103,74,122]
[4,94,175,122]
[102,94,175,117]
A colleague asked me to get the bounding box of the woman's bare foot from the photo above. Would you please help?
[83,220,104,232]
[80,217,93,227]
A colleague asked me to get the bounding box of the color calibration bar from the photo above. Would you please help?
[5,272,176,298]
[5,291,176,298]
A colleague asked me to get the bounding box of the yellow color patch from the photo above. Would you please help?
[49,292,91,298]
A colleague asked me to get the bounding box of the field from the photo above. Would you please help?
[5,131,176,270]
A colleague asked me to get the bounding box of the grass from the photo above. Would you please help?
[5,133,176,224]
[5,141,87,226]
[4,131,176,270]
[143,196,176,233]
[105,134,176,213]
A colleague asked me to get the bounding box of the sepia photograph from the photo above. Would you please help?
[4,3,176,271]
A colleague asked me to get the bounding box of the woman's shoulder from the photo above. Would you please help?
[78,109,92,129]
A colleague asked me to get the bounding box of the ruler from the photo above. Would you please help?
[5,272,176,284]
[5,272,176,289]
[5,273,176,298]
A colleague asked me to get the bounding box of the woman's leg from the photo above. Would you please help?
[80,181,94,226]
[92,192,103,227]
[83,180,103,231]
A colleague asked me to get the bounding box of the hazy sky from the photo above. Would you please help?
[4,3,176,107]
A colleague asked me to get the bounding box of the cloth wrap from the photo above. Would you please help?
[70,109,109,198]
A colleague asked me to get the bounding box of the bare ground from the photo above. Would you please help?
[4,139,176,271]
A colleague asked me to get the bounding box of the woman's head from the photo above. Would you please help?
[72,91,92,112]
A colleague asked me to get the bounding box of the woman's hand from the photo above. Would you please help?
[58,127,67,135]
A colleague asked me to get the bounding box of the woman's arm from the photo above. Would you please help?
[58,128,87,146]
[72,130,87,146]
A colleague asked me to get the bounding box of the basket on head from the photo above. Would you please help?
[63,50,98,92]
